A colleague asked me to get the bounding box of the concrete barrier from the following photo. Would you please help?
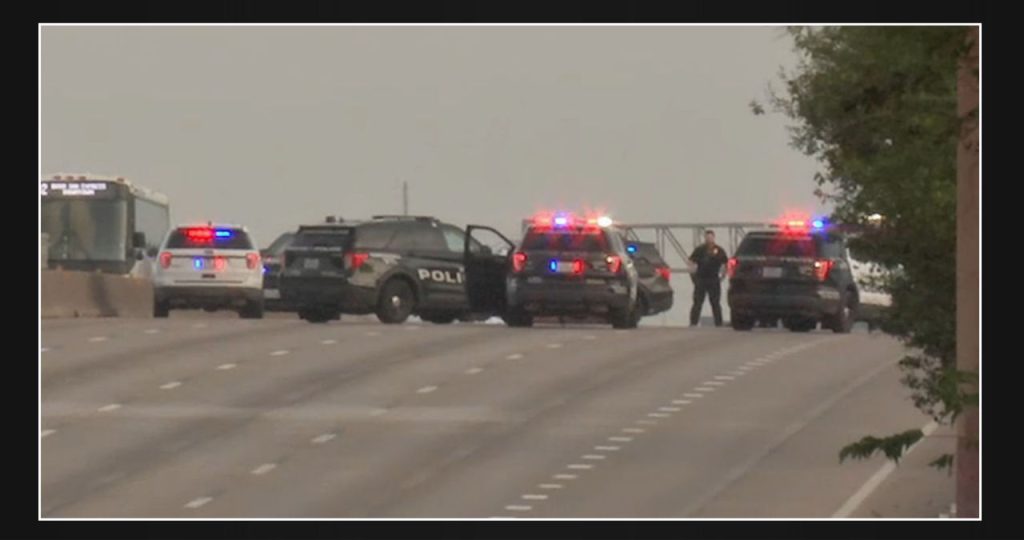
[41,270,153,318]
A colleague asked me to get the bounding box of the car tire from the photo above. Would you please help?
[422,313,457,324]
[828,293,857,334]
[153,298,169,318]
[502,307,534,328]
[610,303,639,329]
[376,279,415,324]
[239,299,264,319]
[300,308,331,323]
[731,315,755,331]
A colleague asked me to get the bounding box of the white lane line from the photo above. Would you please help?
[582,454,606,460]
[567,464,593,470]
[595,446,621,451]
[505,505,532,511]
[695,387,715,392]
[636,419,658,425]
[609,436,633,442]
[546,343,563,349]
[737,366,753,372]
[522,494,548,500]
[833,421,940,517]
[622,427,645,433]
[583,335,598,340]
[369,408,388,416]
[465,367,484,375]
[97,403,121,412]
[41,429,56,438]
[311,433,336,444]
[553,474,577,480]
[539,483,563,489]
[683,393,704,399]
[704,381,726,386]
[416,385,438,394]
[659,407,682,412]
[184,496,212,509]
[672,400,693,405]
[88,336,108,343]
[251,463,277,476]
[192,323,207,329]
[648,412,671,418]
[144,329,160,334]
[216,363,237,370]
[159,381,182,390]
[715,375,736,381]
[366,331,381,337]
[506,353,524,360]
[269,350,290,356]
[728,371,746,376]
[321,339,337,345]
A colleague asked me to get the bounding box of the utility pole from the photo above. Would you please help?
[956,24,979,519]
[402,181,408,216]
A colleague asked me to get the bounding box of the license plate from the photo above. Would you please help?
[556,261,574,273]
[264,289,280,299]
[303,258,320,270]
[762,267,783,278]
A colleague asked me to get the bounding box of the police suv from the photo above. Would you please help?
[279,215,516,324]
[726,219,858,333]
[502,214,641,329]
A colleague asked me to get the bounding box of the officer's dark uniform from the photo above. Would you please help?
[689,242,728,326]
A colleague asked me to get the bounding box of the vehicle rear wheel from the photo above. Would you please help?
[502,307,534,328]
[731,315,755,331]
[610,303,639,329]
[299,308,332,323]
[827,293,857,334]
[153,298,169,318]
[376,279,415,324]
[239,299,264,319]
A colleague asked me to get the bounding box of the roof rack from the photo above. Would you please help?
[371,215,437,222]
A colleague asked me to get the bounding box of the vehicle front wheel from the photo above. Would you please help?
[827,293,856,334]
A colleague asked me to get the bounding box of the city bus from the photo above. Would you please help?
[41,174,170,274]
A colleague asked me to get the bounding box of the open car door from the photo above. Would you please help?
[464,225,515,316]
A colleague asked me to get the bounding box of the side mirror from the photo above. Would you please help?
[132,232,146,248]
[146,246,159,258]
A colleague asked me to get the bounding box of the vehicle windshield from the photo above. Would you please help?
[736,235,820,258]
[41,199,128,261]
[291,228,353,248]
[521,229,610,252]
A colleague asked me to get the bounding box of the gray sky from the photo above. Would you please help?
[41,25,824,246]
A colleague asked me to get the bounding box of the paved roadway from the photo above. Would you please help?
[40,312,947,518]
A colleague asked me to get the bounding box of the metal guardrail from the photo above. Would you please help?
[619,223,772,274]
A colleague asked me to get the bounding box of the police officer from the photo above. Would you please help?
[688,229,728,327]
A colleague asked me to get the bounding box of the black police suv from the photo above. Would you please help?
[260,231,295,311]
[503,217,641,329]
[624,241,674,317]
[726,223,858,333]
[279,215,515,324]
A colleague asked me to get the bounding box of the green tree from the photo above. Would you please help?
[753,26,978,470]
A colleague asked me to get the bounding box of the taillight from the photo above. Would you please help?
[606,255,622,274]
[572,259,585,275]
[512,252,527,273]
[214,256,227,271]
[246,252,260,270]
[656,266,671,281]
[159,251,172,268]
[727,257,738,278]
[345,252,370,271]
[814,259,834,281]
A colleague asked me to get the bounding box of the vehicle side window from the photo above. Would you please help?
[401,223,447,252]
[355,224,398,250]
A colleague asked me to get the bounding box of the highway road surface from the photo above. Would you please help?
[40,313,947,518]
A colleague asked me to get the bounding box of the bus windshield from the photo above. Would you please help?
[41,198,128,261]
